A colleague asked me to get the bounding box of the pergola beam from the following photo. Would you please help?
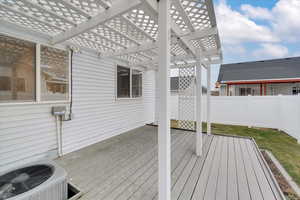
[100,41,157,57]
[130,54,221,69]
[100,29,220,58]
[51,0,141,44]
[128,48,221,65]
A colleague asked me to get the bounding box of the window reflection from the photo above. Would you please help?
[0,35,36,102]
[40,46,69,101]
[117,66,130,98]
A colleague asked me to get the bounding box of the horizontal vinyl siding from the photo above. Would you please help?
[0,104,61,171]
[0,51,156,172]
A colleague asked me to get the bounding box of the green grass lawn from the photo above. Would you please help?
[171,120,300,186]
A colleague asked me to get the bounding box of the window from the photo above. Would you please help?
[40,45,69,101]
[116,66,143,99]
[132,69,142,98]
[239,88,252,96]
[292,87,300,95]
[0,34,70,104]
[117,66,130,98]
[0,35,36,102]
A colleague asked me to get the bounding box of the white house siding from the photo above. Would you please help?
[0,51,156,172]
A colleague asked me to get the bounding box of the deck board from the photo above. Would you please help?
[234,137,252,200]
[215,136,228,200]
[226,137,238,200]
[239,138,264,200]
[56,125,284,200]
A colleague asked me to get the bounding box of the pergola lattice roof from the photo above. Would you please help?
[0,0,222,69]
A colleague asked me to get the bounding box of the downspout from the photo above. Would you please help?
[55,115,63,157]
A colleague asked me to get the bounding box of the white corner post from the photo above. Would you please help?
[206,64,212,135]
[196,56,203,156]
[158,0,171,200]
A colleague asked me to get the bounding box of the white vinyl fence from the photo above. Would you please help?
[171,95,300,141]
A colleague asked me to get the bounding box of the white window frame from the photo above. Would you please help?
[0,34,71,106]
[115,64,143,100]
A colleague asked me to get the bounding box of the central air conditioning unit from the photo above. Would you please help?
[0,160,67,200]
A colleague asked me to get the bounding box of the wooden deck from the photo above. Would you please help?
[56,125,284,200]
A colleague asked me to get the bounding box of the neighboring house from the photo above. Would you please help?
[217,57,300,96]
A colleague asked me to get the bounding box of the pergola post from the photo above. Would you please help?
[196,56,203,156]
[206,64,212,135]
[158,0,171,200]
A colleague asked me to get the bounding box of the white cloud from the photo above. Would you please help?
[253,43,289,58]
[239,0,300,42]
[241,4,273,20]
[215,1,279,44]
[271,0,300,42]
[223,44,246,56]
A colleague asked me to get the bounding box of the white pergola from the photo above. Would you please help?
[0,0,222,199]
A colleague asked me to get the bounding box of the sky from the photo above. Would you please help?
[177,0,300,89]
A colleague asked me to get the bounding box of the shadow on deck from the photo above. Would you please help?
[56,125,284,200]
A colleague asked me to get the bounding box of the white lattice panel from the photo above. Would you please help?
[124,7,158,39]
[0,5,62,35]
[181,0,211,30]
[170,4,188,32]
[1,0,73,29]
[35,0,87,23]
[192,35,218,51]
[0,0,222,66]
[171,43,188,56]
[178,66,196,130]
[92,25,137,48]
[80,31,123,50]
[105,17,153,43]
[69,0,106,16]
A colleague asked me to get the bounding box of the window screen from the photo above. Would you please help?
[0,35,36,102]
[117,66,130,98]
[40,45,69,101]
[132,70,142,98]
